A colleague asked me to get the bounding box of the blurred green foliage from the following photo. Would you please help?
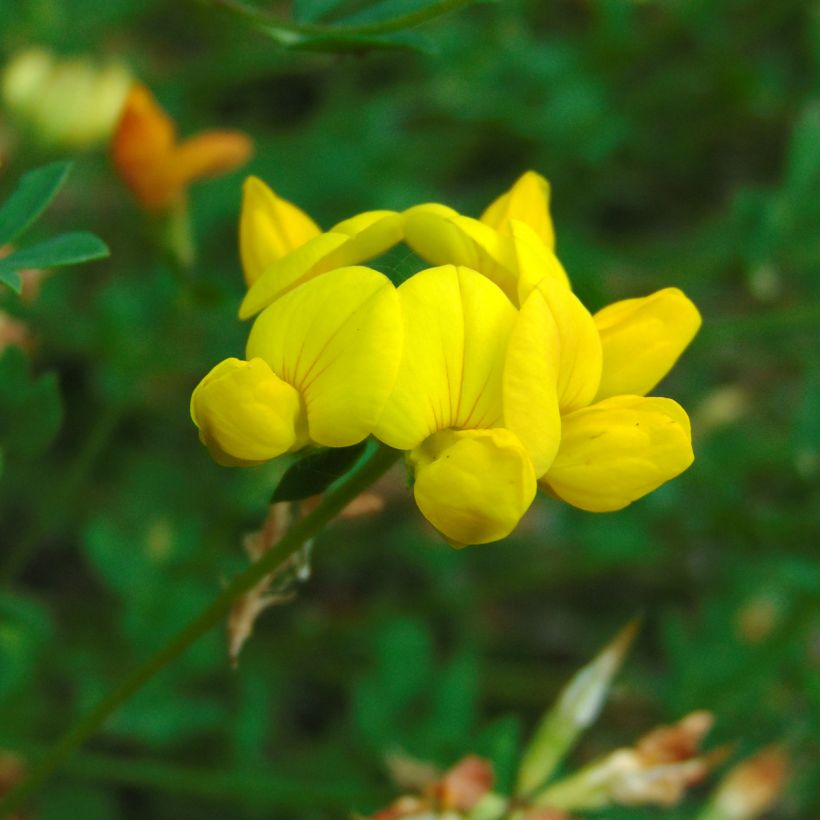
[0,0,818,817]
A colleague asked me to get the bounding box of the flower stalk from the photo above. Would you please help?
[0,443,400,818]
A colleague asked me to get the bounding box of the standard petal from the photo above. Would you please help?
[410,428,537,547]
[403,204,520,302]
[503,286,562,477]
[374,265,517,450]
[480,170,556,250]
[531,275,602,412]
[594,288,702,400]
[543,395,694,512]
[239,231,349,319]
[190,357,306,466]
[246,267,402,447]
[239,176,321,287]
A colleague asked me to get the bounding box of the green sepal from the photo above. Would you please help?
[271,441,368,502]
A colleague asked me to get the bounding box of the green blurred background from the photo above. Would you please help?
[0,0,818,817]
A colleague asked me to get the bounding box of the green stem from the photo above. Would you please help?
[206,0,476,40]
[0,444,400,818]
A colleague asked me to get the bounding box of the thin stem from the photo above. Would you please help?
[0,444,400,818]
[205,0,476,40]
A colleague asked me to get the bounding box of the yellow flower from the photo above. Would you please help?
[238,176,404,314]
[400,171,701,515]
[112,83,252,212]
[2,47,131,150]
[507,180,700,511]
[195,171,702,543]
[532,287,701,512]
[375,264,562,546]
[192,267,402,465]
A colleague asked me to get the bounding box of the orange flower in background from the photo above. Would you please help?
[111,83,252,211]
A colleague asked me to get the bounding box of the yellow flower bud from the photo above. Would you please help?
[410,428,537,547]
[190,357,306,466]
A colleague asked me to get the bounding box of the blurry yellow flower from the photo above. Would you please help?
[239,176,403,313]
[112,83,252,212]
[192,267,401,465]
[375,265,561,546]
[2,47,131,150]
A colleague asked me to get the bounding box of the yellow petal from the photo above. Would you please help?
[239,210,404,318]
[239,231,349,319]
[239,176,321,287]
[246,267,402,447]
[531,275,602,412]
[480,170,556,250]
[410,428,536,547]
[321,210,404,269]
[190,357,305,466]
[503,286,562,476]
[543,395,694,512]
[511,220,571,302]
[403,204,520,302]
[374,265,517,450]
[594,288,702,401]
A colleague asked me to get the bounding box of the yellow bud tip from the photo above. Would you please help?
[410,427,536,547]
[190,357,305,466]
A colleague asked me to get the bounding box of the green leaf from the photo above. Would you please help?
[0,592,53,698]
[271,442,367,502]
[516,620,639,797]
[473,717,523,796]
[293,0,346,22]
[0,231,109,276]
[260,24,428,53]
[0,348,63,459]
[0,161,72,248]
[340,0,461,26]
[0,270,22,294]
[784,102,820,200]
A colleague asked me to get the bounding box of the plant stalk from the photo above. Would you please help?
[0,444,400,818]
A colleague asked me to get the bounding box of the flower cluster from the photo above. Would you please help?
[191,172,701,546]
